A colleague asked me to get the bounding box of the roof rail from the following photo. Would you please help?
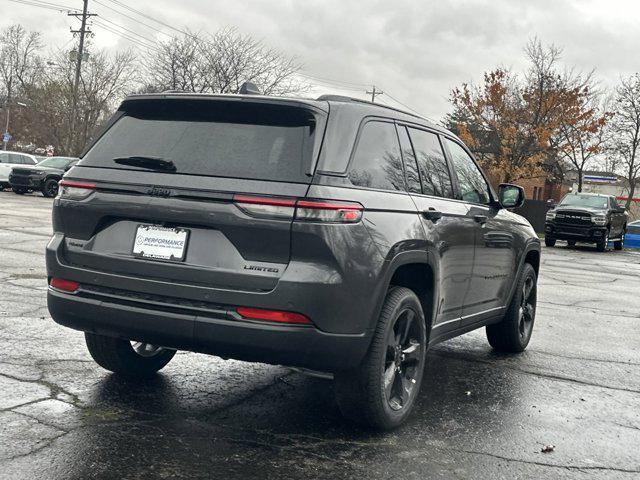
[316,94,424,120]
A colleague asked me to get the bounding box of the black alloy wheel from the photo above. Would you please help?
[486,263,537,353]
[383,308,424,411]
[42,178,59,198]
[518,274,536,344]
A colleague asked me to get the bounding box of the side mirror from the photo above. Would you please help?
[498,183,525,209]
[546,199,556,209]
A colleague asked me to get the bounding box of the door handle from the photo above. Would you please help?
[474,214,488,224]
[422,207,442,222]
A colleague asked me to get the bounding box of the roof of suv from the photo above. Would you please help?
[121,92,444,133]
[118,92,454,176]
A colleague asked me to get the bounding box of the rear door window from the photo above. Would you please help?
[8,154,24,164]
[81,99,322,183]
[348,121,405,191]
[408,128,454,198]
[397,126,421,194]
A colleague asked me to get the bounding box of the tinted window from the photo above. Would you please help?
[348,121,404,191]
[409,128,454,198]
[397,126,421,194]
[0,153,8,163]
[81,100,320,183]
[9,154,24,164]
[38,157,77,169]
[445,138,490,204]
[559,195,608,209]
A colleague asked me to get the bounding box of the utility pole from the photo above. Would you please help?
[366,85,383,103]
[68,0,96,153]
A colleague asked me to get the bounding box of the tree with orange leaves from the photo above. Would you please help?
[447,40,603,186]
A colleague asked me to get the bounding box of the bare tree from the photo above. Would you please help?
[0,24,42,144]
[555,94,612,192]
[144,28,306,95]
[26,47,139,155]
[145,31,208,93]
[608,74,640,210]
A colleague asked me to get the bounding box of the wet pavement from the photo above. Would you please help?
[1,191,639,479]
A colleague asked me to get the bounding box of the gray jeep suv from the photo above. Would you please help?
[46,93,541,429]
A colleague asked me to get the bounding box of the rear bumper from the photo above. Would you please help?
[47,288,369,371]
[545,222,607,242]
[46,233,374,371]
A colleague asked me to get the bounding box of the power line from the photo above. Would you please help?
[298,72,370,89]
[92,0,174,38]
[92,0,187,38]
[94,17,160,48]
[92,21,161,52]
[6,0,69,11]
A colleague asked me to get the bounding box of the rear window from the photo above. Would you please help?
[81,99,321,183]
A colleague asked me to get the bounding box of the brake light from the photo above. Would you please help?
[236,307,312,325]
[233,194,363,223]
[49,278,79,293]
[233,194,296,219]
[58,180,96,200]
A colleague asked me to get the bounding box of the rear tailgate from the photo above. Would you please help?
[54,96,327,292]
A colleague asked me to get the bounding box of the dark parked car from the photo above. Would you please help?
[9,156,79,197]
[545,193,628,251]
[46,92,541,429]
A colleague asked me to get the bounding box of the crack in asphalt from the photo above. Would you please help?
[458,448,640,474]
[537,301,640,319]
[430,351,640,394]
[531,349,640,367]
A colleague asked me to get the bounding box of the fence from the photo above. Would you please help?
[513,200,548,233]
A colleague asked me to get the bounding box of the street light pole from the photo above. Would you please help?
[3,101,10,150]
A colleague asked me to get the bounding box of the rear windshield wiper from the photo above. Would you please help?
[113,156,176,172]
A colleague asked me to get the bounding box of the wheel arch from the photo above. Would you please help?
[372,251,438,341]
[507,241,541,306]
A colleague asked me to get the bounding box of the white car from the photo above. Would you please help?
[0,151,38,189]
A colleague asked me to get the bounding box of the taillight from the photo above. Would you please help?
[236,307,312,325]
[58,180,96,200]
[233,194,296,219]
[233,194,363,223]
[295,199,363,223]
[49,278,79,293]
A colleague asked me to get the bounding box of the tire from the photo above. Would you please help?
[11,187,27,194]
[334,287,427,430]
[42,178,59,197]
[567,241,576,247]
[596,229,609,252]
[544,237,556,247]
[85,332,176,378]
[614,230,625,251]
[486,263,537,353]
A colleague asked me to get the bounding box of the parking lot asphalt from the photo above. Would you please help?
[1,191,639,480]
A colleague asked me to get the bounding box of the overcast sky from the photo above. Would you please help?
[2,0,640,120]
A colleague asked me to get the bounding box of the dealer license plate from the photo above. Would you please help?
[133,225,189,261]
